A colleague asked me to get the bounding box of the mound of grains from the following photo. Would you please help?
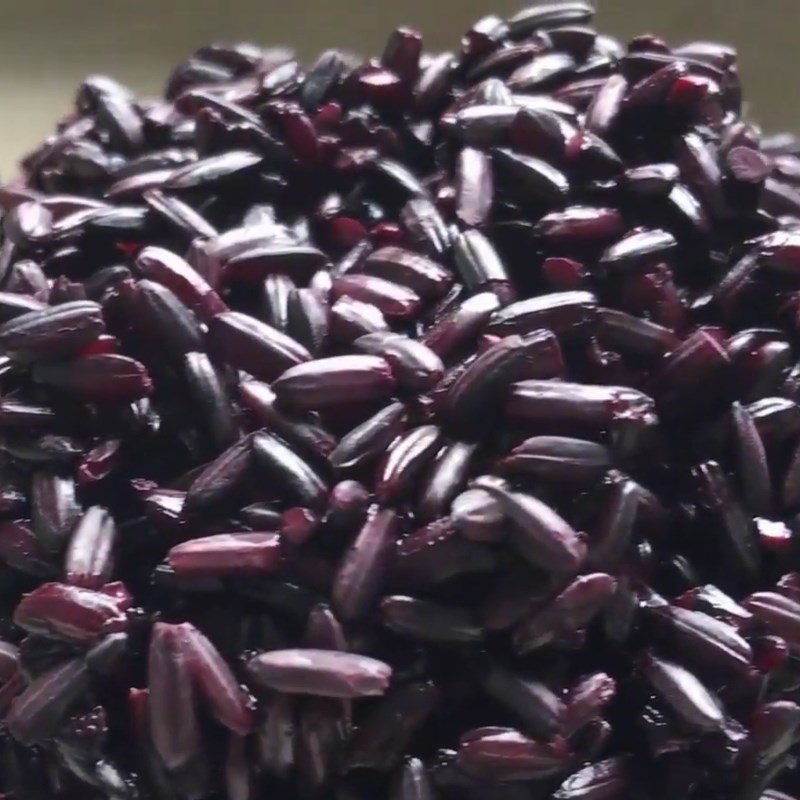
[1,2,800,799]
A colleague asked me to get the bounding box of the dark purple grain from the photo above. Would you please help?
[344,682,437,771]
[256,693,296,777]
[376,425,443,503]
[183,624,255,735]
[488,290,597,337]
[385,592,479,643]
[418,440,477,521]
[554,757,630,800]
[0,292,47,323]
[506,379,656,430]
[565,129,623,178]
[330,296,389,342]
[561,672,617,737]
[224,245,329,284]
[247,649,392,697]
[647,599,752,676]
[169,533,282,577]
[165,150,263,190]
[395,516,497,585]
[453,104,517,147]
[507,1,594,37]
[745,592,800,654]
[492,147,570,208]
[332,273,422,320]
[31,472,82,554]
[148,623,203,772]
[295,697,347,795]
[456,729,572,782]
[422,290,500,358]
[128,278,206,357]
[640,653,724,732]
[136,246,226,321]
[624,162,679,198]
[183,351,239,452]
[32,354,153,402]
[184,435,255,514]
[304,604,347,651]
[451,487,506,542]
[400,197,451,257]
[0,301,104,361]
[209,310,311,382]
[225,735,253,800]
[456,147,494,226]
[261,273,294,332]
[330,402,408,471]
[65,507,116,589]
[240,380,336,461]
[452,228,511,297]
[731,402,773,515]
[354,332,444,392]
[0,520,56,578]
[0,641,18,684]
[252,430,329,508]
[586,74,627,135]
[533,205,626,245]
[508,52,577,91]
[597,307,679,360]
[513,572,617,653]
[475,478,586,573]
[747,701,800,770]
[332,509,398,621]
[7,659,90,745]
[446,331,563,430]
[272,354,396,411]
[586,476,639,568]
[500,435,611,483]
[14,583,127,643]
[391,757,436,800]
[600,228,677,271]
[5,260,49,300]
[694,460,761,580]
[287,287,327,354]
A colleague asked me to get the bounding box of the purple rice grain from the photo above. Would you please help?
[2,6,800,799]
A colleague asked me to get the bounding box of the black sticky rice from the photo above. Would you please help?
[0,3,799,799]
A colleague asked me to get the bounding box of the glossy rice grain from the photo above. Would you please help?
[363,246,454,300]
[32,354,153,402]
[446,331,563,430]
[332,509,398,621]
[354,332,444,392]
[168,533,282,577]
[64,506,117,589]
[247,649,392,697]
[329,402,408,471]
[272,355,397,410]
[345,682,437,772]
[475,478,587,573]
[252,430,329,509]
[182,624,256,736]
[6,659,90,745]
[209,310,311,382]
[499,435,611,483]
[147,623,203,771]
[0,301,105,360]
[13,583,127,643]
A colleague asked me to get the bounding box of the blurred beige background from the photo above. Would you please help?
[1,0,798,175]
